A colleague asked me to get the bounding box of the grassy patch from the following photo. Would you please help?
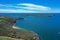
[0,38,14,40]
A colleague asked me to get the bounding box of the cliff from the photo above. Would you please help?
[0,16,39,40]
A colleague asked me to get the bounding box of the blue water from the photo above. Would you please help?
[0,13,60,40]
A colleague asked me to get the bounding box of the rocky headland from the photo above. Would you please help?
[0,16,39,40]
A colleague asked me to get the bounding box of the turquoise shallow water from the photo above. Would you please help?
[0,13,60,40]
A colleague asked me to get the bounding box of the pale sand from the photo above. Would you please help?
[12,26,25,30]
[12,26,19,29]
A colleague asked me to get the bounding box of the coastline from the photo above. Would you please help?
[13,26,39,40]
[0,16,39,40]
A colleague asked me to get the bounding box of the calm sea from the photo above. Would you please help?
[0,13,60,40]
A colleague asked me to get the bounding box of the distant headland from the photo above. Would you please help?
[18,13,55,17]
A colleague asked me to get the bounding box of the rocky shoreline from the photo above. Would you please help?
[13,26,39,40]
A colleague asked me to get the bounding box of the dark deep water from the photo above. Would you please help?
[0,13,60,40]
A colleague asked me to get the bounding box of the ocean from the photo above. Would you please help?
[0,13,60,40]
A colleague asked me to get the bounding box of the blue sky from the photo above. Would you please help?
[0,0,60,13]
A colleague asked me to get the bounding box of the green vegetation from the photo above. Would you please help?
[24,35,34,40]
[0,38,13,40]
[0,16,38,40]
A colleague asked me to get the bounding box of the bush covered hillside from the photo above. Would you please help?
[0,16,39,40]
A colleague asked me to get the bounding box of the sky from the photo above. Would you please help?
[0,0,60,13]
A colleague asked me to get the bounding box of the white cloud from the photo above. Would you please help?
[18,3,51,11]
[0,3,52,13]
[0,9,40,13]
